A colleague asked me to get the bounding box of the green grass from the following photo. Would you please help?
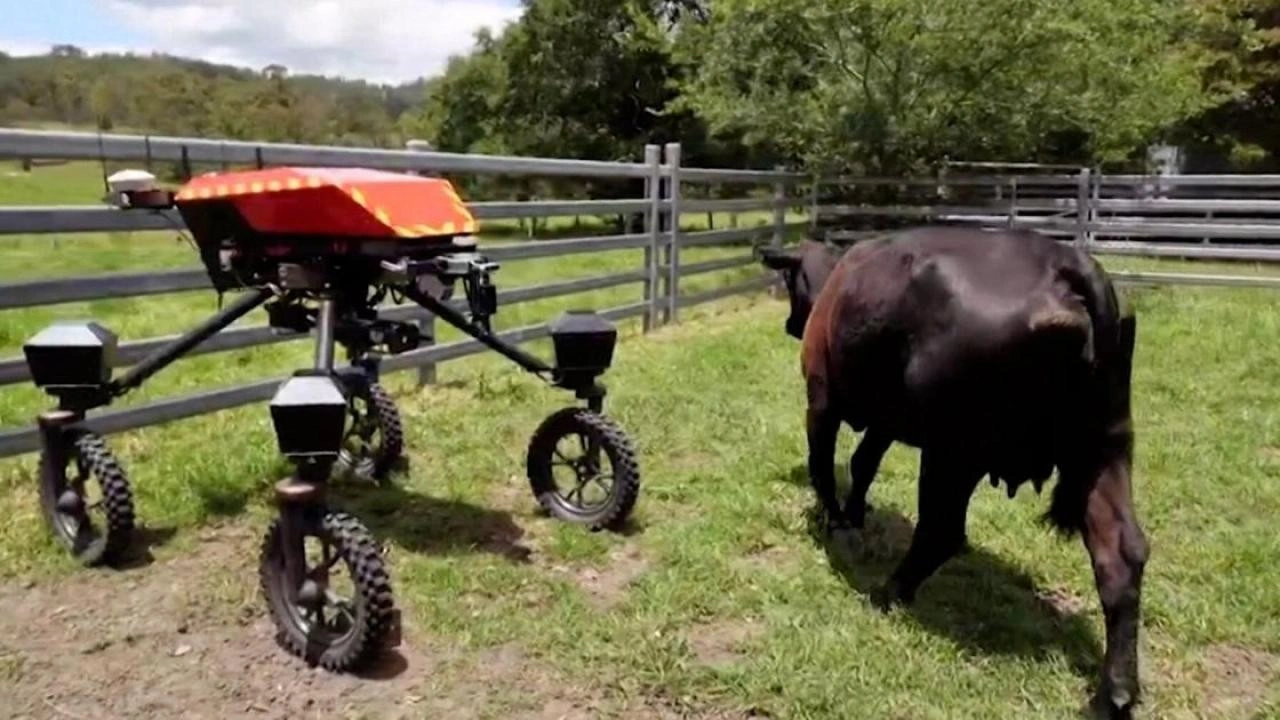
[3,162,1280,718]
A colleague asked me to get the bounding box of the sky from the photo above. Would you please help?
[0,0,525,85]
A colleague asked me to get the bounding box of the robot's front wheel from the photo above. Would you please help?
[258,510,397,672]
[38,428,135,566]
[525,407,641,531]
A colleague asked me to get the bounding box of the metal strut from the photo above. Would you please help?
[400,283,554,377]
[112,286,276,395]
[313,297,338,371]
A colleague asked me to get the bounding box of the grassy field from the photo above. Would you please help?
[1,162,1279,719]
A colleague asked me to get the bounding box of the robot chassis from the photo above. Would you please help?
[20,167,642,670]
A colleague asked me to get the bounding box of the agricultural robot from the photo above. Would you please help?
[20,165,642,670]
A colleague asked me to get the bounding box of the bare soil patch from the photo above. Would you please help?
[545,544,649,610]
[0,525,428,720]
[685,617,765,668]
[1257,446,1280,465]
[731,541,799,575]
[1034,585,1090,618]
[1198,643,1280,720]
[0,524,697,720]
[489,477,650,610]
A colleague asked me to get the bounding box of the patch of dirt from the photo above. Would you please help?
[488,478,651,610]
[0,523,722,720]
[731,542,798,574]
[1034,585,1090,618]
[685,617,765,668]
[1198,643,1280,719]
[402,642,749,719]
[551,544,650,610]
[0,526,430,720]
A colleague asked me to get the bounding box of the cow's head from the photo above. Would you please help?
[758,239,842,340]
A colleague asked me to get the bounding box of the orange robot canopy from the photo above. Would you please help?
[173,166,478,240]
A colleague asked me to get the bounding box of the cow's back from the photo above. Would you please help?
[813,227,1110,466]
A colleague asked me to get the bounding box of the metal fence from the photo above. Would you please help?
[0,129,813,458]
[811,165,1280,289]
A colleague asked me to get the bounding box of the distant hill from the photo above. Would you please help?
[0,45,428,147]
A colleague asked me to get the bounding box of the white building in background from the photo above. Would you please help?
[1147,144,1184,176]
[1144,143,1183,198]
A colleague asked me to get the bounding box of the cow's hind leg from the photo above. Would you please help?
[806,406,845,532]
[843,428,891,528]
[1079,457,1148,719]
[878,449,983,607]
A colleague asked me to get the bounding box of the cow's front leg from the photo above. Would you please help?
[1080,455,1148,720]
[806,406,845,533]
[843,429,891,528]
[878,450,982,608]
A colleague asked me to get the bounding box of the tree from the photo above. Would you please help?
[1169,0,1280,169]
[409,28,509,155]
[88,76,123,130]
[674,0,1228,175]
[0,50,413,146]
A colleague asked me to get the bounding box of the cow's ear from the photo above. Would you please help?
[758,247,800,271]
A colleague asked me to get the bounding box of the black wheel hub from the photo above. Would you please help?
[281,535,359,644]
[550,432,615,511]
[51,456,104,549]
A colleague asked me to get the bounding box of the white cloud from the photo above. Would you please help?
[0,40,51,57]
[100,0,524,84]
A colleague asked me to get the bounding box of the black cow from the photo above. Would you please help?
[759,226,1148,719]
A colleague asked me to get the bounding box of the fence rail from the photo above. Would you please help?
[0,131,814,459]
[812,165,1280,263]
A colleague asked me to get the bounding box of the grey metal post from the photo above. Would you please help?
[314,297,337,371]
[664,142,682,324]
[642,144,661,332]
[1089,167,1100,246]
[771,166,786,250]
[1075,167,1092,247]
[1008,177,1019,229]
[416,314,437,385]
[808,174,820,235]
[407,139,438,383]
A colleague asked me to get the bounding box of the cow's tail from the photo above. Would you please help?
[1041,256,1133,536]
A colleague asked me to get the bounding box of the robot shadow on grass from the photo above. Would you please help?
[325,469,645,565]
[330,473,535,564]
[778,464,1103,682]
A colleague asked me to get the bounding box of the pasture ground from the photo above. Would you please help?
[1,162,1280,719]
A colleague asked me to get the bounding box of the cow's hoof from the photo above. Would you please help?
[841,501,871,529]
[1089,686,1136,720]
[824,514,853,536]
[872,580,909,612]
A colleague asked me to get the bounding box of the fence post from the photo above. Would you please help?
[1008,177,1019,229]
[1075,167,1092,247]
[771,166,786,250]
[663,142,682,324]
[643,144,662,332]
[406,139,437,385]
[808,174,821,236]
[1089,167,1100,246]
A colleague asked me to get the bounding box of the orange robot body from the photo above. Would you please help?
[173,166,478,242]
